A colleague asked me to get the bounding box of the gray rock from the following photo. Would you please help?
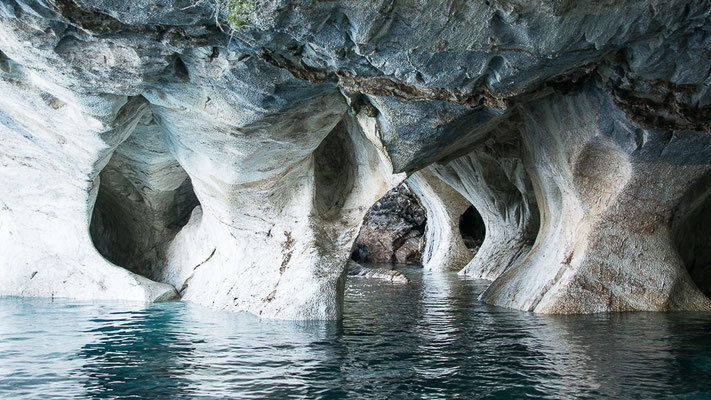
[347,261,409,284]
[352,184,425,264]
[0,0,709,319]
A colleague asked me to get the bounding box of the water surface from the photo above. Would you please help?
[1,268,711,399]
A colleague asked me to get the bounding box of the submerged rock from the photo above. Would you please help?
[347,261,409,284]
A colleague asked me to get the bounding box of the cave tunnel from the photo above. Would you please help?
[459,206,485,253]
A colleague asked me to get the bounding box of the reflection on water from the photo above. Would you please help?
[1,268,711,399]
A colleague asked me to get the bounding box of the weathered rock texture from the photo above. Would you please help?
[352,184,425,264]
[1,0,710,318]
[406,167,473,271]
[481,88,711,313]
[430,135,540,280]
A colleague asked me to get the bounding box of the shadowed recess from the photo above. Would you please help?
[459,205,485,253]
[90,116,200,281]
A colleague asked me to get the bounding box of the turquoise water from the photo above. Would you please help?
[1,268,711,399]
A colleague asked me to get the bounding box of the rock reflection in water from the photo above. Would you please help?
[0,268,710,399]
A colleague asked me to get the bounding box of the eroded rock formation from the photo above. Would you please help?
[429,133,539,280]
[1,0,710,318]
[351,184,426,264]
[407,167,473,271]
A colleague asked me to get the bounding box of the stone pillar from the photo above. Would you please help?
[406,167,473,272]
[481,89,711,313]
[147,69,403,318]
[431,141,539,280]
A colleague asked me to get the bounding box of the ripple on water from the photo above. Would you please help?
[1,269,711,399]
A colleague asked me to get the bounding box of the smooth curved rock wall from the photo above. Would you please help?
[406,167,473,272]
[481,88,711,313]
[0,0,710,318]
[430,135,539,280]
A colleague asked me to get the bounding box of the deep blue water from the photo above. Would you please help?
[1,267,711,399]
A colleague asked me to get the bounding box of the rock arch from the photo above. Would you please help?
[406,167,473,272]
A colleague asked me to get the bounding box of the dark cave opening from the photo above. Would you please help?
[89,118,200,281]
[459,206,485,253]
[674,173,711,300]
[350,183,426,264]
[90,171,199,280]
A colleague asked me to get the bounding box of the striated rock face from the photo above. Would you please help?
[352,184,425,264]
[481,88,711,313]
[407,167,473,271]
[430,132,540,280]
[1,0,710,318]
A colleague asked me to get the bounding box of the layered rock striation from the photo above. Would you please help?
[1,0,710,318]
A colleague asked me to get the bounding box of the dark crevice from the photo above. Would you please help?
[673,171,711,300]
[313,121,356,220]
[0,49,10,73]
[90,172,199,280]
[173,56,191,82]
[459,206,485,253]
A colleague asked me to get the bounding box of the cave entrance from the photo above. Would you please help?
[674,177,711,300]
[350,183,426,265]
[459,206,485,254]
[90,116,199,281]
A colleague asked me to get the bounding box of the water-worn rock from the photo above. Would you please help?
[352,184,425,264]
[406,168,473,271]
[430,132,540,280]
[480,88,711,313]
[347,261,409,284]
[0,0,710,318]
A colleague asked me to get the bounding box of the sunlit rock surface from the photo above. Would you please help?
[0,0,710,318]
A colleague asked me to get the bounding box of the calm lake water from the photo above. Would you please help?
[1,267,711,399]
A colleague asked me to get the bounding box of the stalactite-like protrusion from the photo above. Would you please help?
[406,167,473,271]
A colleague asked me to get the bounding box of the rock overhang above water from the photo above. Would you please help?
[0,0,710,319]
